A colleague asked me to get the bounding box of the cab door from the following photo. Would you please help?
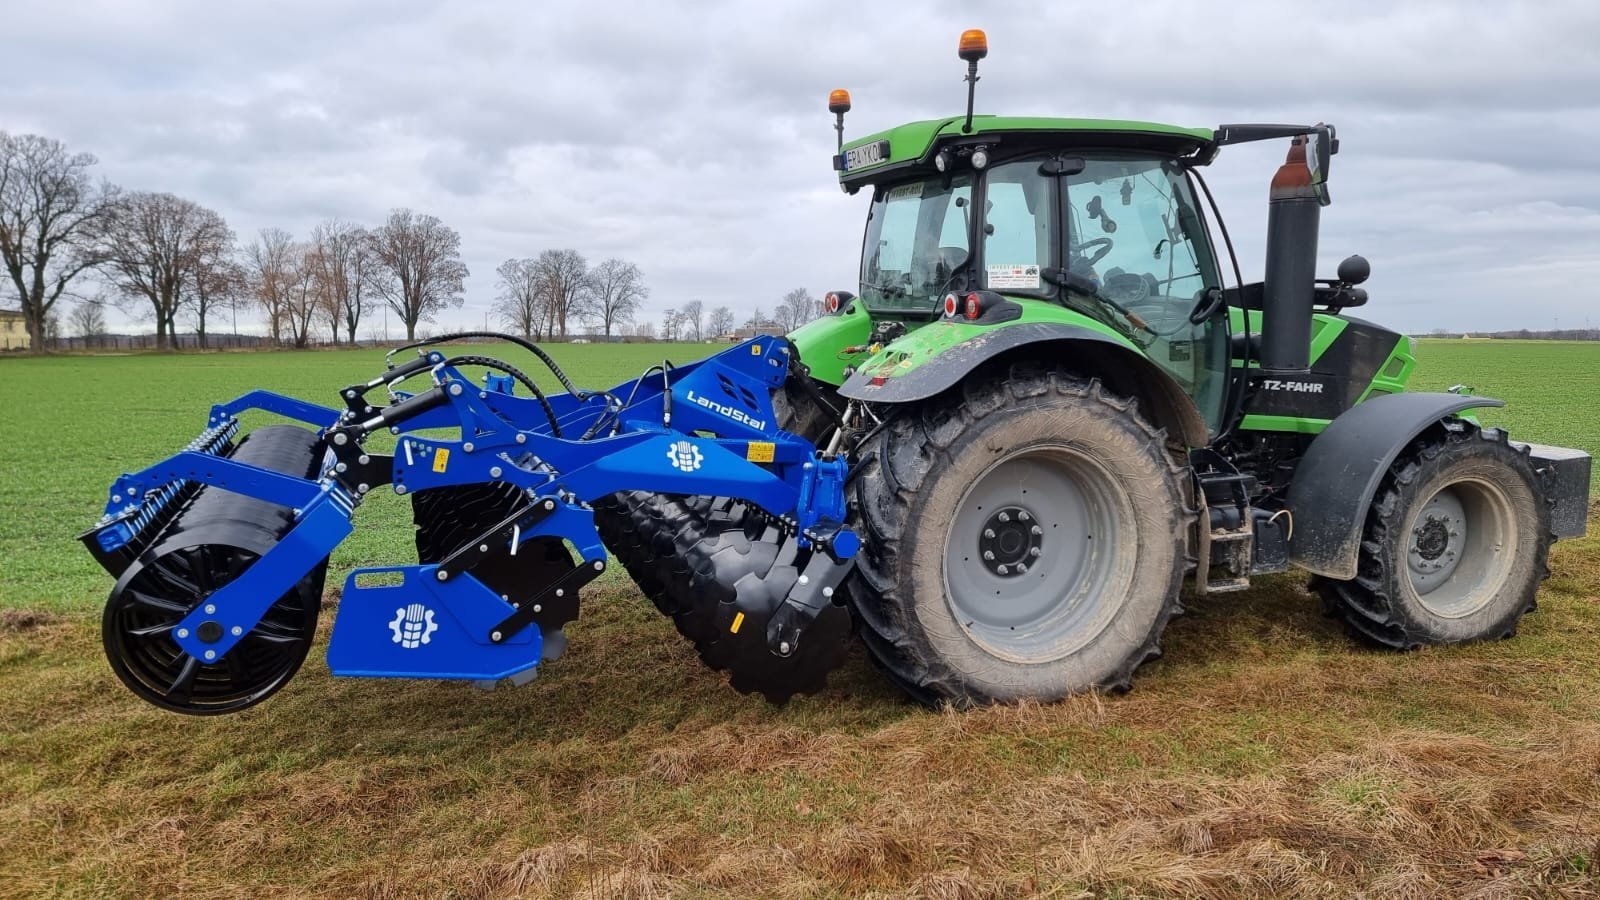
[1063,155,1230,431]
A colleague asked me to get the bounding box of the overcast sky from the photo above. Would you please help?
[6,0,1598,336]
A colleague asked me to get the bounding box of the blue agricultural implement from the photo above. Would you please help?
[83,335,858,713]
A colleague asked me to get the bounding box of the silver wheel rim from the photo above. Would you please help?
[942,445,1133,663]
[1406,479,1517,618]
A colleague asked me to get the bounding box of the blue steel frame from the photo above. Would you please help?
[86,336,856,685]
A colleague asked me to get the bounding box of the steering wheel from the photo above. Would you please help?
[1075,237,1114,268]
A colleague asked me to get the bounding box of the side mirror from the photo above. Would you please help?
[1336,254,1370,285]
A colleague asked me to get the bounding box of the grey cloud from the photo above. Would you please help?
[4,0,1597,335]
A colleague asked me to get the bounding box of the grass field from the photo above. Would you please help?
[1,339,1597,897]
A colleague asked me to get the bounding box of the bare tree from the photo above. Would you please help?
[745,306,767,327]
[680,299,704,342]
[244,227,297,344]
[532,249,589,340]
[186,251,242,349]
[585,258,646,338]
[283,243,321,349]
[308,219,373,345]
[68,295,107,337]
[367,208,468,341]
[493,257,547,338]
[97,192,230,349]
[708,305,735,338]
[661,307,679,342]
[774,287,816,333]
[0,133,116,350]
[633,319,656,340]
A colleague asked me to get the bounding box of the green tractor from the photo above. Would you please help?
[600,29,1590,706]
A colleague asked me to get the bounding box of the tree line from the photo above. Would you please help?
[2,131,827,350]
[0,132,487,348]
[494,251,648,340]
[652,287,821,343]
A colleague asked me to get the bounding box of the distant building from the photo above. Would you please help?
[733,321,785,340]
[0,310,29,351]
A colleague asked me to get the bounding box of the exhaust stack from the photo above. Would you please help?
[1260,137,1321,374]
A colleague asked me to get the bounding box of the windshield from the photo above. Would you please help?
[859,160,1061,313]
[859,175,973,312]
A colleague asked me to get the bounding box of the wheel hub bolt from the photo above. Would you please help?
[1016,563,1028,574]
[979,505,1043,577]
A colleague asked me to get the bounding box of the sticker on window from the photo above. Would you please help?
[987,264,1040,290]
[886,183,922,202]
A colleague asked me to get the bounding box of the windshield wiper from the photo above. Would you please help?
[859,280,908,298]
[1042,268,1153,343]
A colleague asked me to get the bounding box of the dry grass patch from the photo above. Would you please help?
[5,528,1600,897]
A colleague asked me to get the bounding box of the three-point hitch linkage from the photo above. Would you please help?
[82,334,859,714]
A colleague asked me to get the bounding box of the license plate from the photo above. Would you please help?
[842,139,890,171]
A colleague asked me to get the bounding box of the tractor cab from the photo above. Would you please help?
[848,133,1233,428]
[799,31,1353,449]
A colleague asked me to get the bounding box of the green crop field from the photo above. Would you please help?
[1,339,1597,897]
[0,341,725,612]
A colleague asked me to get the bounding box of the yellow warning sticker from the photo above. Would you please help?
[730,611,746,634]
[747,441,775,463]
[432,448,450,473]
[751,343,761,355]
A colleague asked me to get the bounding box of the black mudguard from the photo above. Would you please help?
[836,321,1210,448]
[1287,392,1504,579]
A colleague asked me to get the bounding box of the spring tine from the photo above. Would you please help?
[164,656,201,702]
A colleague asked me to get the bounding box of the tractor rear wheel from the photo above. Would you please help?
[849,365,1188,705]
[1319,424,1551,648]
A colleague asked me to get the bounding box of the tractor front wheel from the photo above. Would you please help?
[1319,424,1551,648]
[850,365,1189,705]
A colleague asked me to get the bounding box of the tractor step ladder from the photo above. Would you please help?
[1194,469,1257,594]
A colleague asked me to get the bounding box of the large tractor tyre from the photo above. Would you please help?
[849,365,1189,706]
[770,376,839,447]
[1318,424,1552,649]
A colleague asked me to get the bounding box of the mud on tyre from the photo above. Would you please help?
[1318,422,1552,648]
[848,363,1190,706]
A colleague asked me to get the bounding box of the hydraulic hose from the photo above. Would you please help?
[438,355,563,437]
[387,331,584,398]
